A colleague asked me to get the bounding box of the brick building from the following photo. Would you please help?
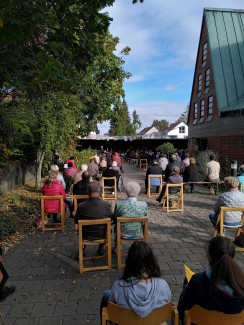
[188,8,244,167]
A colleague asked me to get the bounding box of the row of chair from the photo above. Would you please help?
[102,302,244,325]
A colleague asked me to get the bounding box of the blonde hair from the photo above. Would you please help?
[224,176,239,189]
[190,157,196,165]
[50,164,59,172]
[172,166,180,174]
[48,170,58,187]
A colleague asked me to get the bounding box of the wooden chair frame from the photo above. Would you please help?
[213,206,244,252]
[162,184,184,213]
[78,218,112,273]
[102,302,179,325]
[41,196,66,231]
[147,175,163,198]
[116,217,148,269]
[102,177,117,200]
[73,195,89,215]
[140,159,147,170]
[185,304,244,325]
[240,184,244,193]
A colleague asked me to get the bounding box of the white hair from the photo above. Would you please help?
[50,164,59,172]
[125,181,141,198]
[81,164,88,171]
[112,161,117,167]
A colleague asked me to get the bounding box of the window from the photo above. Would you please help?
[205,68,210,87]
[200,100,205,117]
[179,126,185,133]
[194,103,198,119]
[208,96,213,115]
[198,74,202,92]
[202,42,207,63]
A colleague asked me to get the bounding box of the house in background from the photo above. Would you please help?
[160,121,188,139]
[137,126,159,139]
[188,8,244,166]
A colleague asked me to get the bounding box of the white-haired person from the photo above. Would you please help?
[209,176,244,228]
[46,165,66,189]
[113,181,148,239]
[72,164,88,185]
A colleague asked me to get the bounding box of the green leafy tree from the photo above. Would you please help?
[132,110,142,134]
[156,142,175,155]
[152,119,168,131]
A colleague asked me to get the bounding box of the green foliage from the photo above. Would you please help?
[156,142,175,155]
[8,193,21,205]
[152,119,168,131]
[132,110,142,134]
[177,105,189,124]
[61,148,96,168]
[195,150,218,178]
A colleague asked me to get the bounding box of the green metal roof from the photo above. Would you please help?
[204,8,244,114]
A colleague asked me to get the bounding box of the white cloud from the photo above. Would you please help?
[126,74,145,83]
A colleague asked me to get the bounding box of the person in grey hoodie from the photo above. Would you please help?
[100,241,172,322]
[209,176,244,227]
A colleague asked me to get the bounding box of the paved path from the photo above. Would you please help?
[1,163,244,324]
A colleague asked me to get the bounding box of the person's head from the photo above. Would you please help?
[185,153,190,158]
[88,181,100,197]
[90,158,95,163]
[82,171,90,181]
[171,154,177,162]
[54,154,60,160]
[107,161,112,168]
[207,237,244,297]
[160,154,166,158]
[210,153,216,161]
[152,159,158,165]
[112,161,117,167]
[47,170,58,187]
[115,152,119,156]
[224,176,239,190]
[68,162,73,168]
[122,241,162,282]
[172,166,180,174]
[190,158,196,165]
[50,164,59,172]
[125,181,141,198]
[80,164,88,172]
[239,165,244,175]
[70,156,75,161]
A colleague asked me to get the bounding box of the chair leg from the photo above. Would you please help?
[79,241,84,274]
[117,239,122,270]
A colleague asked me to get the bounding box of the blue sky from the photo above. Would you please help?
[97,0,244,134]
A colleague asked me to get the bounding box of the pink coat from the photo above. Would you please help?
[43,179,66,212]
[112,156,122,167]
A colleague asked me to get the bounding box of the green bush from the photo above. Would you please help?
[60,148,97,168]
[156,142,175,155]
[195,150,218,178]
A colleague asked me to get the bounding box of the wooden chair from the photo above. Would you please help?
[185,304,244,325]
[78,218,112,273]
[213,206,244,252]
[102,302,179,325]
[147,175,163,198]
[41,196,66,231]
[73,195,89,215]
[116,217,148,269]
[162,183,184,213]
[140,159,147,170]
[102,177,117,200]
[240,184,244,193]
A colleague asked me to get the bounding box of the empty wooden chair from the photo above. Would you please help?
[78,218,112,273]
[73,195,89,215]
[41,195,66,231]
[162,183,184,213]
[140,159,147,170]
[147,175,163,198]
[116,216,148,269]
[185,304,244,325]
[102,176,117,200]
[213,206,244,252]
[102,301,179,325]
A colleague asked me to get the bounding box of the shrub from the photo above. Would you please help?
[156,142,175,155]
[195,150,218,178]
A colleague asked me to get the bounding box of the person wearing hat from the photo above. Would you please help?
[145,159,163,194]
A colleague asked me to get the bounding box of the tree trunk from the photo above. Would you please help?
[35,148,45,190]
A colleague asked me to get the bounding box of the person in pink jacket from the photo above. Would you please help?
[43,170,66,222]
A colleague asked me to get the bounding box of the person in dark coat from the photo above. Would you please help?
[145,160,163,194]
[0,246,15,302]
[183,157,199,193]
[73,171,90,205]
[164,154,182,181]
[178,237,244,324]
[102,161,120,187]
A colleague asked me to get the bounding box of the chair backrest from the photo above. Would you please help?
[102,176,116,187]
[41,195,64,213]
[73,195,89,214]
[166,183,183,194]
[102,302,179,325]
[41,195,65,231]
[149,175,162,186]
[117,216,149,241]
[185,305,244,325]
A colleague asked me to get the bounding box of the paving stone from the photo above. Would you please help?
[14,318,40,325]
[8,304,34,318]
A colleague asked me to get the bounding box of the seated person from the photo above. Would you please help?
[113,181,148,239]
[0,246,15,302]
[100,241,172,320]
[158,154,168,173]
[164,154,182,181]
[178,237,244,324]
[183,157,199,193]
[206,153,220,194]
[102,161,120,189]
[87,158,99,180]
[209,176,244,228]
[72,164,88,185]
[65,156,77,171]
[53,154,64,171]
[238,165,244,193]
[145,159,163,194]
[156,166,183,203]
[74,181,113,255]
[46,164,66,189]
[63,162,77,177]
[73,171,90,205]
[99,156,107,173]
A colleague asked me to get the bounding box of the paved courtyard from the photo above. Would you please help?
[1,163,244,324]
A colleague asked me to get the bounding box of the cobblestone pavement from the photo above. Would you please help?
[1,163,244,324]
